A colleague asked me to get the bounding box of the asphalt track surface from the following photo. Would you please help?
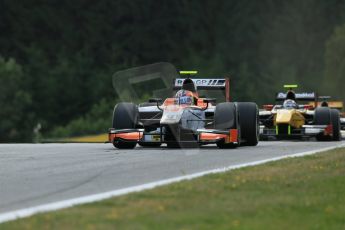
[0,141,344,215]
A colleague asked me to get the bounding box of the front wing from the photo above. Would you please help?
[108,128,239,145]
[260,124,334,138]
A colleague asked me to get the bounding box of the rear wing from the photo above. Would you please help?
[325,101,343,110]
[276,92,316,102]
[316,96,344,110]
[308,101,344,110]
[173,78,230,102]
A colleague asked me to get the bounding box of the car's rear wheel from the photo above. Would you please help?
[112,102,138,149]
[314,107,331,141]
[214,102,238,148]
[330,109,341,141]
[237,102,259,146]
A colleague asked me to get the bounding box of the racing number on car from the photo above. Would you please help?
[152,135,160,141]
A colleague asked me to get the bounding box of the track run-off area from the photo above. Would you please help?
[0,141,345,223]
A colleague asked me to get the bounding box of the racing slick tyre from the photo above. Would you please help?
[330,109,341,141]
[112,102,138,149]
[314,107,331,141]
[214,102,237,148]
[237,102,259,146]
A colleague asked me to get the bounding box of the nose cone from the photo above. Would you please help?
[275,109,294,124]
[160,106,183,125]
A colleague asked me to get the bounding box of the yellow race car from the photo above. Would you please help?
[259,85,341,141]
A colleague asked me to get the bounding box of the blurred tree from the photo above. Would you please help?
[259,0,345,93]
[324,23,345,99]
[0,56,33,142]
[0,0,345,141]
[49,98,114,137]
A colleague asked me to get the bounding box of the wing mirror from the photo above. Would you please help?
[149,98,163,111]
[149,98,162,103]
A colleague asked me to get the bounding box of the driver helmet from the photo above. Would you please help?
[175,90,194,105]
[286,90,296,100]
[181,78,197,92]
[283,99,298,109]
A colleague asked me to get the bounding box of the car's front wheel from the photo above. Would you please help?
[237,102,259,146]
[214,102,238,148]
[330,109,341,141]
[112,102,138,149]
[314,107,331,141]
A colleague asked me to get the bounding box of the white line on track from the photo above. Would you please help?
[1,143,344,224]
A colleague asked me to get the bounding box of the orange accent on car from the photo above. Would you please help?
[199,133,228,141]
[229,129,238,143]
[197,99,208,109]
[263,104,274,111]
[199,130,238,143]
[163,98,175,106]
[108,133,114,142]
[109,132,143,142]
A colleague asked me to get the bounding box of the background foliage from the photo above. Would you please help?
[0,0,345,142]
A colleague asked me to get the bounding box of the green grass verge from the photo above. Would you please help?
[2,148,345,229]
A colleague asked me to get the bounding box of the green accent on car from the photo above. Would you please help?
[179,70,198,75]
[284,84,298,88]
[276,125,278,135]
[288,125,291,135]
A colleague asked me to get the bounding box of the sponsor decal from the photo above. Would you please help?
[277,92,315,99]
[174,79,226,87]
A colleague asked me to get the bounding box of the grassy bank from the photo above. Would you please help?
[63,133,108,143]
[2,148,345,229]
